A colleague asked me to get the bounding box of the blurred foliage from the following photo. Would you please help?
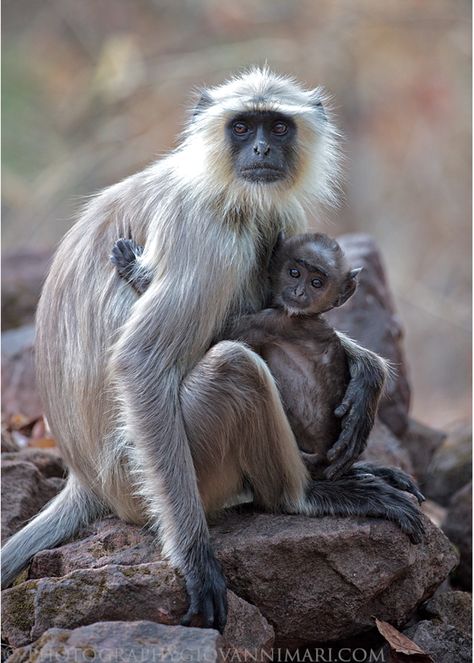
[1,0,471,427]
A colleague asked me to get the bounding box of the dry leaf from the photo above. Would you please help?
[28,437,57,449]
[8,413,36,431]
[375,618,433,662]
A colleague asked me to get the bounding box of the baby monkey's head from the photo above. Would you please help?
[270,232,361,316]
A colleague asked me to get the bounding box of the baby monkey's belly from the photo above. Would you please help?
[261,340,349,476]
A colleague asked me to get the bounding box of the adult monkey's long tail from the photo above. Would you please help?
[1,475,104,589]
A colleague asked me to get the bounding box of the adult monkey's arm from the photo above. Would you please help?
[109,231,237,633]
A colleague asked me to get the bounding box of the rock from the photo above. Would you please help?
[1,249,51,331]
[1,429,20,453]
[362,418,414,474]
[1,326,42,422]
[424,590,472,637]
[2,448,66,479]
[442,482,472,590]
[400,418,447,486]
[10,510,457,649]
[424,422,471,505]
[404,620,471,663]
[1,459,64,541]
[1,566,273,656]
[211,511,456,647]
[327,234,411,437]
[6,621,224,663]
[421,500,447,529]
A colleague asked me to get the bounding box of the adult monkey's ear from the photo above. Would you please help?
[192,89,213,119]
[308,86,327,122]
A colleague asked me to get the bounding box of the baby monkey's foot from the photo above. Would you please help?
[349,462,425,504]
[110,238,143,279]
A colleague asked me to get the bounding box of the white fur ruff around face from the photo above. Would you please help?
[173,66,343,216]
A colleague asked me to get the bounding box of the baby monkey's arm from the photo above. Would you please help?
[110,238,151,295]
[225,309,282,353]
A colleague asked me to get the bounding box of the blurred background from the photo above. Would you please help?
[2,0,471,429]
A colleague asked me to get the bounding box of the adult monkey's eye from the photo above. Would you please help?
[233,122,249,135]
[289,268,300,278]
[273,121,288,135]
[311,278,323,288]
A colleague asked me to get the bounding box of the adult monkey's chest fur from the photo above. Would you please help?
[231,212,282,318]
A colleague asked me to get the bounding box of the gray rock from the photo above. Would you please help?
[6,621,223,663]
[327,234,411,437]
[11,510,458,649]
[404,620,471,663]
[424,422,471,505]
[424,590,472,637]
[442,482,472,590]
[1,459,64,542]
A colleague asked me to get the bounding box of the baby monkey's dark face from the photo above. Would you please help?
[270,234,360,316]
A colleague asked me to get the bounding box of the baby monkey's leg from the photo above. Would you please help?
[348,462,425,504]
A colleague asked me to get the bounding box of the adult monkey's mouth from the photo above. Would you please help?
[240,166,285,182]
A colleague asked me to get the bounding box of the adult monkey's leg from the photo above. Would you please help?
[181,341,425,547]
[181,341,308,514]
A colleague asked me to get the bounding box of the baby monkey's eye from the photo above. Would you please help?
[273,121,288,135]
[233,122,249,135]
[311,278,323,288]
[289,268,300,278]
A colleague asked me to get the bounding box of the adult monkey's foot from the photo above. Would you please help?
[180,547,228,634]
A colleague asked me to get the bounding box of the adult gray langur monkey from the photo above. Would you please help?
[1,68,424,630]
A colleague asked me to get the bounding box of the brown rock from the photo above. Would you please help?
[327,234,411,437]
[362,418,414,474]
[400,418,447,486]
[28,516,158,579]
[1,326,42,422]
[1,249,51,331]
[2,448,66,479]
[6,621,223,663]
[2,565,273,656]
[424,590,472,637]
[442,482,472,590]
[211,511,456,647]
[425,422,471,506]
[1,429,20,453]
[18,511,458,648]
[1,459,64,541]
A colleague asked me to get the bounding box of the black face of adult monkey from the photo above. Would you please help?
[227,111,298,183]
[1,69,424,631]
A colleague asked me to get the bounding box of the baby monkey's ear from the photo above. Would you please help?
[336,267,362,307]
[269,230,286,265]
[274,230,286,251]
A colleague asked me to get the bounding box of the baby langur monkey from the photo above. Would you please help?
[111,231,424,496]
